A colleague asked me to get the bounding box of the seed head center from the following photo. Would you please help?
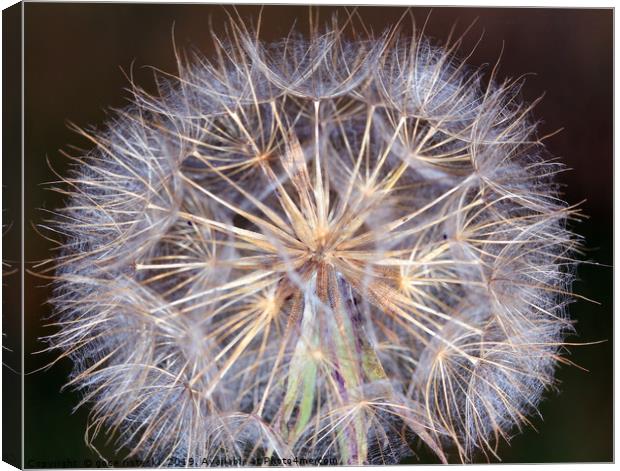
[310,242,332,263]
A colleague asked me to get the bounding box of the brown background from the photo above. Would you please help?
[12,3,613,465]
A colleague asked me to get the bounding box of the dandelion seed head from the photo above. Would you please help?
[47,12,580,465]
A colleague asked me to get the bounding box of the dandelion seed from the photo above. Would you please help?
[44,12,580,465]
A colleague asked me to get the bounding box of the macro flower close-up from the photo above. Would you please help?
[43,10,582,465]
[3,2,613,469]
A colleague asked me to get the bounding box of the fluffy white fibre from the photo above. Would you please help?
[46,14,580,465]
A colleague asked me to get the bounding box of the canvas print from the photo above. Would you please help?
[1,2,613,468]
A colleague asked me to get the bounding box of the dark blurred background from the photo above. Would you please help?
[2,3,23,468]
[16,3,612,466]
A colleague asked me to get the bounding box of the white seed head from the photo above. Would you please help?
[46,14,580,465]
